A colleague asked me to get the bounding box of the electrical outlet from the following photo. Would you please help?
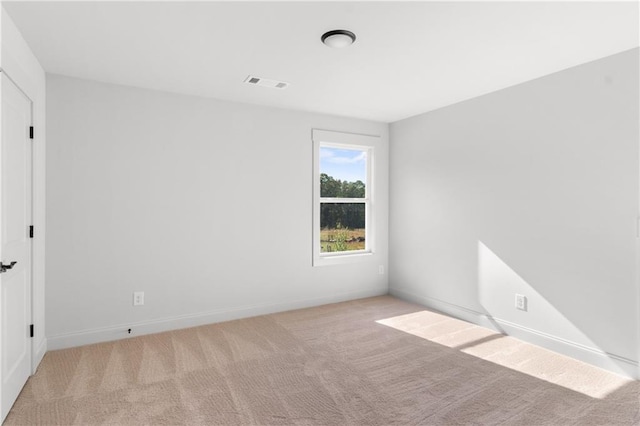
[133,291,144,306]
[515,294,527,311]
[379,265,384,275]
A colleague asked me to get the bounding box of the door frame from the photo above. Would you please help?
[0,68,35,415]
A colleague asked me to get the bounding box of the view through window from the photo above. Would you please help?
[319,146,368,253]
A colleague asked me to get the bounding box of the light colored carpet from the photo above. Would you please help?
[5,296,639,425]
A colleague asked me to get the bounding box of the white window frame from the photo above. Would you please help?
[313,129,378,266]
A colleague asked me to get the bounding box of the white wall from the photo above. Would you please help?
[46,75,389,348]
[1,7,47,371]
[389,49,639,378]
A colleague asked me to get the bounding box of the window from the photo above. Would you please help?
[313,130,378,266]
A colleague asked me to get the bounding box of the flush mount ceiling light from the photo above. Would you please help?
[321,29,356,48]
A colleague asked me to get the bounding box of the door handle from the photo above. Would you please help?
[0,261,17,273]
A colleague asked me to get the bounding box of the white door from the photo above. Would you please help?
[0,72,32,422]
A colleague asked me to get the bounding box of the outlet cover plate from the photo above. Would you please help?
[515,294,527,311]
[133,291,144,306]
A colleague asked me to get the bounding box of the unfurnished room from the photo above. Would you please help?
[0,1,638,425]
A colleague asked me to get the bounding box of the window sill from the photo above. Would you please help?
[313,251,373,267]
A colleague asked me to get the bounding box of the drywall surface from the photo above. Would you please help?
[1,7,47,371]
[46,75,388,347]
[389,49,639,377]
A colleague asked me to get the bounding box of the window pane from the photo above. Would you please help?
[320,203,365,253]
[320,147,366,198]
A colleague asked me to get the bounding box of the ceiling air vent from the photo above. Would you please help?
[244,75,289,89]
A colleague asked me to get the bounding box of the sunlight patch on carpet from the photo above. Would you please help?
[376,310,632,399]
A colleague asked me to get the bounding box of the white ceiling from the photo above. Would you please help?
[3,1,638,123]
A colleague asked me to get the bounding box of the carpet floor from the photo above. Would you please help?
[5,296,639,425]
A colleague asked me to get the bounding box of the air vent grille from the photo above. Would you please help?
[244,75,289,89]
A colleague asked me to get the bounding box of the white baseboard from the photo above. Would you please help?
[32,337,47,374]
[47,287,388,351]
[390,287,639,380]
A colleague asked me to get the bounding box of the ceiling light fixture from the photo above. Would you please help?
[321,30,356,48]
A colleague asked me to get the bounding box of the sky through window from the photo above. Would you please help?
[319,147,366,183]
